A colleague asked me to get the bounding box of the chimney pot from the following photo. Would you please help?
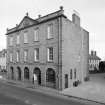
[72,10,80,26]
[16,24,18,27]
[60,6,63,10]
[26,12,29,16]
[38,14,41,18]
[91,51,93,56]
[95,51,96,56]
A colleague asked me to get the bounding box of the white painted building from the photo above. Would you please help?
[89,51,101,71]
[0,49,7,71]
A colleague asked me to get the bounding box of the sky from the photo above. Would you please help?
[0,0,105,59]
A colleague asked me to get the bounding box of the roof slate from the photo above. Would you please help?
[89,54,101,60]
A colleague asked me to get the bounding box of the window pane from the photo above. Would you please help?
[47,24,53,39]
[24,32,28,43]
[16,35,20,44]
[34,29,39,41]
[10,53,13,62]
[74,69,76,79]
[16,51,19,62]
[47,47,53,61]
[24,50,28,61]
[10,37,13,46]
[46,69,55,83]
[34,48,39,61]
[70,69,72,79]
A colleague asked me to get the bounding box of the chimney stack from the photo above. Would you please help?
[91,51,93,56]
[16,24,18,27]
[72,10,80,26]
[26,12,29,16]
[60,6,63,10]
[94,51,96,56]
[38,14,41,18]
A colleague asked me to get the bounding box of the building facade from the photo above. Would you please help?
[89,51,101,71]
[6,6,89,90]
[0,49,7,71]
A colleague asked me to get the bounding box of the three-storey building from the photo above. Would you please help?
[0,49,7,71]
[6,6,89,90]
[89,51,101,71]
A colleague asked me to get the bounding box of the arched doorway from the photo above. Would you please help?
[24,67,29,80]
[17,67,21,80]
[46,68,56,88]
[10,66,14,80]
[33,67,41,85]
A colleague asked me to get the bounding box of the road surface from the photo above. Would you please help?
[0,92,30,105]
[0,80,98,105]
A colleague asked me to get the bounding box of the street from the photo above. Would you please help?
[0,80,88,105]
[0,92,30,105]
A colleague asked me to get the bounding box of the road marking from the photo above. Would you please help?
[25,100,30,104]
[25,100,38,105]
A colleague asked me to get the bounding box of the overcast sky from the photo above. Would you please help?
[0,0,105,59]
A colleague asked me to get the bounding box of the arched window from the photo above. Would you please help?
[33,67,41,85]
[24,67,29,80]
[10,66,14,80]
[17,67,21,80]
[46,68,55,83]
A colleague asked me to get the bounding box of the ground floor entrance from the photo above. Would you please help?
[8,65,59,89]
[33,67,41,85]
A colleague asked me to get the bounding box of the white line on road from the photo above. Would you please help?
[25,100,38,105]
[25,100,30,104]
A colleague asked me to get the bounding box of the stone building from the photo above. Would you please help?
[0,49,7,71]
[89,50,101,71]
[6,6,89,90]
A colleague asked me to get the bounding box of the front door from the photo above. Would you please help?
[65,74,68,88]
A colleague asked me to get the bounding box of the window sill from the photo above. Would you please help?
[9,45,13,47]
[34,40,40,43]
[46,37,54,40]
[15,61,20,63]
[34,60,39,63]
[23,61,28,63]
[9,62,13,63]
[16,44,20,46]
[24,43,28,44]
[47,60,53,63]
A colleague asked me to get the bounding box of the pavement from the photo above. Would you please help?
[61,73,105,104]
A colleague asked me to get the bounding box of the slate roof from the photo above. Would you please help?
[89,54,101,60]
